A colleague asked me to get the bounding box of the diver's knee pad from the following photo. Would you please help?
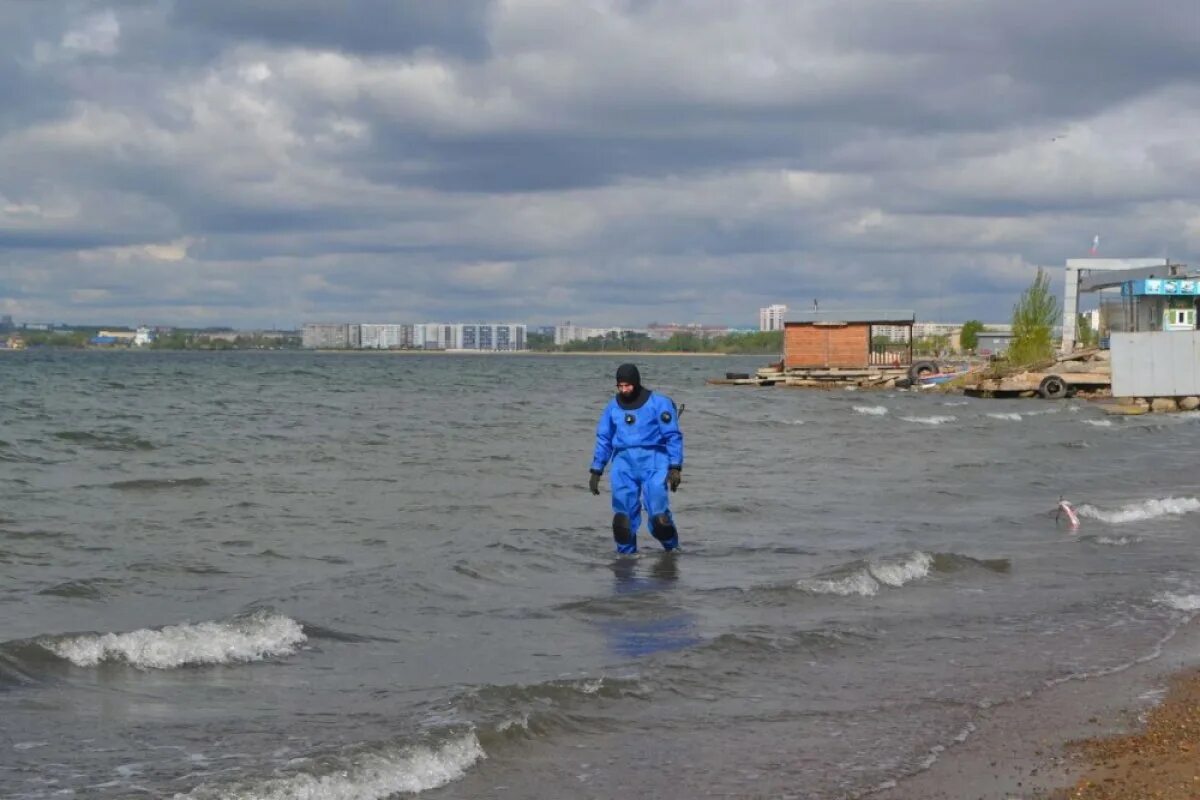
[650,513,678,543]
[612,513,633,546]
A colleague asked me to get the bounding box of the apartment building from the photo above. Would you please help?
[359,324,413,349]
[759,304,787,332]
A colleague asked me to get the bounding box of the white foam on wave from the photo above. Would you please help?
[900,415,957,426]
[40,611,306,669]
[798,571,881,597]
[1092,535,1138,546]
[942,401,970,407]
[797,552,933,597]
[1077,497,1200,524]
[853,405,888,416]
[175,734,484,800]
[870,551,934,587]
[1155,592,1200,612]
[1083,419,1114,427]
[986,412,1022,421]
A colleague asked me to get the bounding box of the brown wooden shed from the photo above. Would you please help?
[783,310,915,370]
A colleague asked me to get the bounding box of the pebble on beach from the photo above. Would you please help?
[1051,669,1200,799]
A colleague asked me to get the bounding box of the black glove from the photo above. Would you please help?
[667,467,681,493]
[589,471,601,495]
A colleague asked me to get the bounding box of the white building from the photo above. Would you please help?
[302,323,357,349]
[414,323,454,350]
[759,305,787,332]
[415,323,527,351]
[872,324,912,343]
[554,323,633,345]
[912,322,959,339]
[457,323,526,351]
[133,326,155,346]
[359,324,411,349]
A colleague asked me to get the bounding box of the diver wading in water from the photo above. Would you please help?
[589,363,684,554]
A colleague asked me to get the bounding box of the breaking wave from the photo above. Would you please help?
[37,610,306,669]
[797,552,934,596]
[1155,592,1200,612]
[853,405,888,416]
[1076,497,1200,524]
[793,552,1007,597]
[175,733,484,800]
[1083,419,1115,427]
[986,412,1023,421]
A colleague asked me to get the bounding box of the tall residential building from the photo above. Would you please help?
[307,322,527,350]
[359,324,412,349]
[872,325,912,343]
[759,304,787,331]
[912,322,959,339]
[302,323,355,349]
[414,323,455,350]
[456,323,526,351]
[554,323,636,345]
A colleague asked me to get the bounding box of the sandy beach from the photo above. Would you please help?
[1047,667,1200,799]
[886,619,1200,799]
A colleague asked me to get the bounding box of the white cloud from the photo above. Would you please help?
[0,0,1197,327]
[77,238,196,264]
[62,9,121,55]
[35,9,122,63]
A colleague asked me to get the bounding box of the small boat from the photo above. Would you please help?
[917,371,965,386]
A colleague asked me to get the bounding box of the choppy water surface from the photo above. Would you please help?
[3,351,1200,799]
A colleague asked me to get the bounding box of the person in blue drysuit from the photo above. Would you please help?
[589,363,684,554]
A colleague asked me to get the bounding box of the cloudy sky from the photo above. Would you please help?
[2,1,1198,328]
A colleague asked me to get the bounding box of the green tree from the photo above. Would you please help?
[150,331,192,349]
[22,329,92,347]
[1008,267,1060,365]
[662,332,715,352]
[526,331,555,350]
[719,330,782,354]
[960,319,984,352]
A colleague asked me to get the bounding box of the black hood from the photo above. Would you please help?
[615,363,641,388]
[615,363,650,410]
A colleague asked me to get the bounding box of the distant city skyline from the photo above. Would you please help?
[1,306,1028,335]
[1,1,1195,328]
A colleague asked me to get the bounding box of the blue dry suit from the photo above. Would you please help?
[591,390,684,553]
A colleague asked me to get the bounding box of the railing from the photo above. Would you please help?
[868,351,908,366]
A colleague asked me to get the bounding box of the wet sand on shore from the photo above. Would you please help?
[884,619,1200,800]
[1047,668,1200,799]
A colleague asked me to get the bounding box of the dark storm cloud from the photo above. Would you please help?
[0,0,1197,327]
[172,0,494,58]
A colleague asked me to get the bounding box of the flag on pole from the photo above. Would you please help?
[1089,234,1100,256]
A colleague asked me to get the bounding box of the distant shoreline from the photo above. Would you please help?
[311,349,744,357]
[4,347,775,357]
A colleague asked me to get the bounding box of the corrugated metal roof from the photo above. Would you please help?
[785,310,916,325]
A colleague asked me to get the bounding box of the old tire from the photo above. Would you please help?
[907,360,939,382]
[725,372,751,380]
[1038,375,1069,400]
